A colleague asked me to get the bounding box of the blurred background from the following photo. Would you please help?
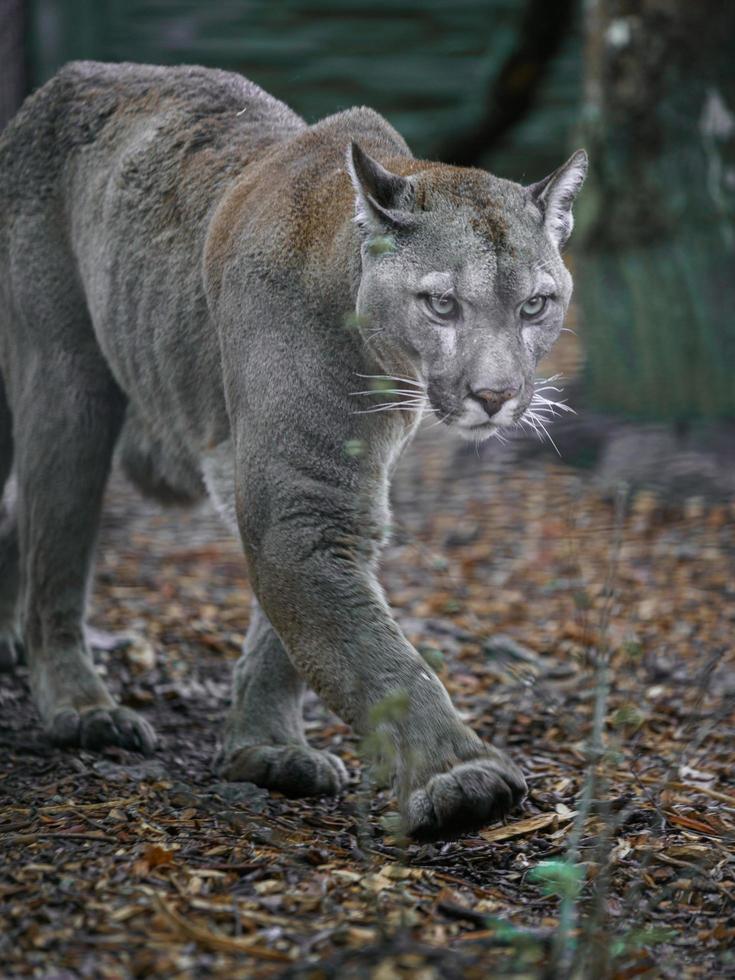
[2,0,734,491]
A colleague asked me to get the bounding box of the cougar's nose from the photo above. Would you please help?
[471,386,519,418]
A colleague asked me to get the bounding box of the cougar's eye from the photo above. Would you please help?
[425,293,459,319]
[520,295,548,318]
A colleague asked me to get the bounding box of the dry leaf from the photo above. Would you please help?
[480,810,575,843]
[132,844,176,876]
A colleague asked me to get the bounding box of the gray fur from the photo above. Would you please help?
[0,62,585,838]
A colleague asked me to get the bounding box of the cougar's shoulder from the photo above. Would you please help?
[203,106,413,308]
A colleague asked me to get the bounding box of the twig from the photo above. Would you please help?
[151,893,293,961]
[2,797,139,815]
[3,831,118,844]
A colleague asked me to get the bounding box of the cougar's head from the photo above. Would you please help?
[347,142,587,441]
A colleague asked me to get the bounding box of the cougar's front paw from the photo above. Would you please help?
[217,743,348,798]
[403,749,527,841]
[48,706,158,755]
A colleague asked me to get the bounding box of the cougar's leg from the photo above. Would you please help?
[15,354,156,754]
[0,373,21,671]
[234,449,526,839]
[218,597,347,796]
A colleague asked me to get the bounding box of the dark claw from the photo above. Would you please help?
[47,706,158,755]
[218,743,348,798]
[406,756,527,842]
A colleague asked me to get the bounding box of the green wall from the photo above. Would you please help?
[28,0,582,180]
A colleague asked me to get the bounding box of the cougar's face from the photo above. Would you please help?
[348,144,586,442]
[357,208,573,441]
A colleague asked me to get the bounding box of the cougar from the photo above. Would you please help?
[0,62,586,839]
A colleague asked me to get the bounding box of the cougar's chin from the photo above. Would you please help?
[455,419,498,442]
[426,399,503,442]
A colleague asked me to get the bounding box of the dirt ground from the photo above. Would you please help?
[1,417,734,978]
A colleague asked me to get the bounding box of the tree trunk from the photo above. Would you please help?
[576,0,735,420]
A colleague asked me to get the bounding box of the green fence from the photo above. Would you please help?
[28,0,582,180]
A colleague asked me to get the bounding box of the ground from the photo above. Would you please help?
[1,416,734,979]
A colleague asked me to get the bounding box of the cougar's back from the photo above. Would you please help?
[0,60,306,224]
[0,61,306,444]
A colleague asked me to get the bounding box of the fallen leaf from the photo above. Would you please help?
[480,810,576,843]
[665,812,722,837]
[132,844,176,876]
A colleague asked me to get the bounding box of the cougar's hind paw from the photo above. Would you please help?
[404,751,527,842]
[218,743,348,798]
[48,706,158,755]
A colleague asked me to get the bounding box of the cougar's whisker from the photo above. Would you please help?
[355,372,425,389]
[429,411,453,429]
[357,398,426,407]
[532,417,561,456]
[350,388,427,398]
[532,384,564,396]
[353,400,427,416]
[353,409,425,417]
[530,399,560,417]
[522,414,542,440]
[523,410,561,456]
[531,394,575,415]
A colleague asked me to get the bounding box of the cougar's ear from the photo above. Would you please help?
[527,149,588,249]
[346,141,414,235]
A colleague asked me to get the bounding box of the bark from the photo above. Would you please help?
[576,0,735,419]
[437,0,579,166]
